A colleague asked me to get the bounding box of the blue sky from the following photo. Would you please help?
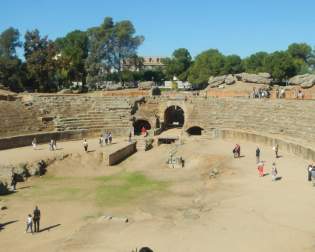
[1,0,315,58]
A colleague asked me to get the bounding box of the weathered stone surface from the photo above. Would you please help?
[288,74,315,88]
[138,81,155,90]
[57,89,72,94]
[208,75,236,88]
[236,73,272,84]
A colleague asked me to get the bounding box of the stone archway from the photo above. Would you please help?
[133,119,151,135]
[187,126,204,135]
[164,105,185,129]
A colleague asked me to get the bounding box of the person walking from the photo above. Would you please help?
[271,162,278,181]
[108,132,112,144]
[256,147,261,164]
[257,162,264,177]
[308,164,313,182]
[25,214,33,234]
[33,206,41,233]
[83,139,88,152]
[11,170,17,191]
[128,132,132,143]
[32,138,37,150]
[273,144,279,158]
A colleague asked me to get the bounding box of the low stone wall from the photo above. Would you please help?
[0,130,89,150]
[105,142,137,165]
[214,129,315,161]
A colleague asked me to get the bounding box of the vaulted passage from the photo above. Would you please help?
[164,106,185,129]
[133,119,151,135]
[187,126,204,135]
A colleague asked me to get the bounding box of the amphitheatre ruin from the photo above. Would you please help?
[1,73,315,252]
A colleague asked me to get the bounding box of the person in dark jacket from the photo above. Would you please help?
[33,206,41,232]
[11,170,18,191]
[256,147,260,164]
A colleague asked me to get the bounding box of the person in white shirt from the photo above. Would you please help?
[25,214,33,234]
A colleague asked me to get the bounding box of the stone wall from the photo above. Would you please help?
[0,130,88,150]
[105,142,137,165]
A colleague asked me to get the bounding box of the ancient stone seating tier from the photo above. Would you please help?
[0,100,46,137]
[30,95,133,136]
[189,97,315,145]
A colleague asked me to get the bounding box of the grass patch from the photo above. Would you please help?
[95,171,167,206]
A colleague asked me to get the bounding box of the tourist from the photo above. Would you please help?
[275,88,279,99]
[257,162,264,177]
[108,132,112,144]
[273,144,279,158]
[49,140,53,151]
[104,132,108,145]
[99,135,103,146]
[308,164,313,182]
[128,132,132,143]
[256,147,260,164]
[11,169,18,191]
[280,88,285,99]
[32,138,37,150]
[271,162,278,181]
[298,90,304,100]
[53,139,57,150]
[233,144,240,158]
[25,214,33,234]
[83,139,88,152]
[33,206,41,233]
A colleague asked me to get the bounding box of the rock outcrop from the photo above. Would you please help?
[288,74,315,88]
[208,75,236,87]
[138,81,155,90]
[236,73,272,84]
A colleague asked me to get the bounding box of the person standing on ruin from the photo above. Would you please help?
[256,147,260,164]
[83,139,88,152]
[33,206,41,233]
[99,134,103,147]
[53,139,57,150]
[32,138,37,150]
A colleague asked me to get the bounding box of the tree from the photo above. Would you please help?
[287,43,312,63]
[242,52,269,73]
[85,17,144,87]
[0,27,24,91]
[24,29,59,92]
[265,51,298,82]
[188,49,225,85]
[223,54,243,74]
[55,30,89,87]
[163,48,192,81]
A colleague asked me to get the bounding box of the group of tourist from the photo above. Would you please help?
[99,132,113,146]
[251,87,271,99]
[25,206,41,234]
[233,144,280,181]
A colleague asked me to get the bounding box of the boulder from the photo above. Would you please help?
[57,89,72,94]
[138,81,155,90]
[236,72,272,84]
[208,74,236,88]
[288,74,315,89]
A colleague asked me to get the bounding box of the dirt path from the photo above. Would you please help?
[1,138,315,252]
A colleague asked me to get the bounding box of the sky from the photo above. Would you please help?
[1,0,315,58]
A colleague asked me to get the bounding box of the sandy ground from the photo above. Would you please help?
[0,136,315,252]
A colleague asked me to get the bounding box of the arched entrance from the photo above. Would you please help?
[133,119,151,135]
[164,105,185,129]
[187,126,204,135]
